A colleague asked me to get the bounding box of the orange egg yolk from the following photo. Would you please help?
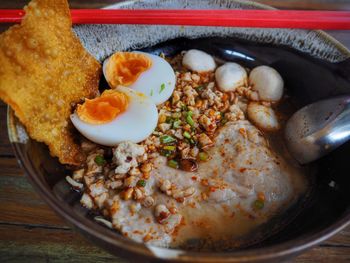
[76,90,129,124]
[106,52,152,88]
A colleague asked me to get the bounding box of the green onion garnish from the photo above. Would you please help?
[253,199,265,210]
[186,115,195,127]
[196,85,204,91]
[94,155,106,166]
[150,89,154,96]
[173,120,182,129]
[137,180,146,187]
[183,131,191,139]
[160,135,176,144]
[198,152,208,161]
[189,138,197,145]
[160,149,172,157]
[159,83,166,94]
[163,145,176,151]
[181,105,188,111]
[166,116,173,124]
[167,159,179,169]
[186,111,193,117]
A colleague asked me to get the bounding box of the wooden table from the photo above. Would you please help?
[1,1,350,262]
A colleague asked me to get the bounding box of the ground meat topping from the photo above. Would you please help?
[136,58,253,173]
[113,141,145,174]
[154,204,171,224]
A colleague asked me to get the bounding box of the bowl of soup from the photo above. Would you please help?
[7,0,350,262]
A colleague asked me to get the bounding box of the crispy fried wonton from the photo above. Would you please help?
[0,0,101,165]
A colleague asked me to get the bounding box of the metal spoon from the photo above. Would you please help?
[285,95,350,164]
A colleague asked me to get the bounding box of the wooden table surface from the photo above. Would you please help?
[1,1,350,262]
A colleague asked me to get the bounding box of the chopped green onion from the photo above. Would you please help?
[160,135,176,144]
[183,131,191,139]
[166,116,174,124]
[137,180,146,187]
[150,89,154,96]
[173,120,182,129]
[160,149,172,157]
[167,159,179,169]
[181,105,188,111]
[189,138,197,145]
[94,155,106,166]
[163,145,176,151]
[198,152,209,161]
[185,111,193,117]
[186,115,195,127]
[159,83,166,93]
[196,85,204,91]
[253,199,265,210]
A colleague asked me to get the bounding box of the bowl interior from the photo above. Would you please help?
[142,37,350,248]
[9,36,350,259]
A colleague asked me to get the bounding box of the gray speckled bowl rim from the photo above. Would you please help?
[6,0,350,261]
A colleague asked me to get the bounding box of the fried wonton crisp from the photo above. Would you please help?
[0,0,101,165]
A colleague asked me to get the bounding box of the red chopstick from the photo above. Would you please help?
[0,9,350,29]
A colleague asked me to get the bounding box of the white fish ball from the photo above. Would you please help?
[247,102,280,131]
[182,49,216,73]
[249,65,284,102]
[215,62,248,92]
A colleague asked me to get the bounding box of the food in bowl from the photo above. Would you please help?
[0,0,309,251]
[68,49,307,247]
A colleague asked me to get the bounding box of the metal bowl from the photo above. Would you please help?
[7,0,350,262]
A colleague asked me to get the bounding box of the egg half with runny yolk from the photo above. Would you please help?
[103,51,176,105]
[70,86,158,146]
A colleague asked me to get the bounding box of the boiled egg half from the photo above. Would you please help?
[103,51,176,105]
[70,86,158,146]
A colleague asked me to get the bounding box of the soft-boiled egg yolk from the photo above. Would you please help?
[103,51,176,105]
[71,86,158,146]
[105,52,152,88]
[76,90,129,124]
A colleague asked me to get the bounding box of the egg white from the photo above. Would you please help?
[70,86,158,146]
[103,51,176,105]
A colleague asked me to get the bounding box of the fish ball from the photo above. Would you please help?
[215,62,247,92]
[249,65,284,102]
[247,102,280,131]
[182,49,216,73]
